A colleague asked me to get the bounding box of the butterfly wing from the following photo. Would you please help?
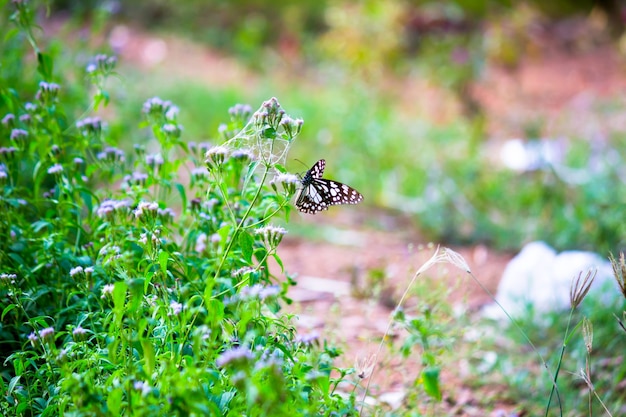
[295,159,363,214]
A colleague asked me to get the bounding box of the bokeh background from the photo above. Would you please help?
[12,0,625,253]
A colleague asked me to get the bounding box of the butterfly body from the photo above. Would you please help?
[296,159,363,214]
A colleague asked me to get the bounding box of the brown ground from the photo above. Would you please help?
[109,21,626,415]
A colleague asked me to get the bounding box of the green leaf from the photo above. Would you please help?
[2,303,17,321]
[141,341,155,375]
[107,387,123,416]
[272,253,284,273]
[36,52,53,79]
[238,231,254,264]
[421,366,442,401]
[175,183,187,214]
[159,250,169,274]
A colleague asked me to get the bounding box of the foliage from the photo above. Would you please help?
[0,2,363,415]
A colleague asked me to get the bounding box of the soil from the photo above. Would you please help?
[107,22,626,416]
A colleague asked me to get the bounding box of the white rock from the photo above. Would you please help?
[482,241,617,320]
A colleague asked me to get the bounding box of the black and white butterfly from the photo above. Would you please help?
[295,159,363,214]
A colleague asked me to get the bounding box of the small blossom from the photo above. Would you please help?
[216,346,254,368]
[231,148,254,163]
[2,114,15,127]
[10,128,28,141]
[165,105,179,120]
[96,199,132,218]
[279,116,304,139]
[195,233,207,253]
[296,331,319,346]
[169,301,183,316]
[101,283,115,298]
[270,173,299,195]
[157,207,175,222]
[36,82,61,103]
[239,284,280,300]
[228,103,253,121]
[133,381,151,396]
[161,123,182,138]
[47,164,63,175]
[145,153,164,169]
[24,102,37,112]
[232,266,255,277]
[142,97,173,117]
[96,146,125,163]
[191,167,208,182]
[73,325,87,341]
[0,147,17,162]
[40,327,55,342]
[1,273,17,285]
[69,266,84,277]
[28,332,39,347]
[205,145,228,172]
[134,201,159,222]
[18,114,31,124]
[124,171,148,186]
[76,117,105,136]
[255,225,287,248]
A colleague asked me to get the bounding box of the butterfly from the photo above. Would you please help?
[295,159,363,214]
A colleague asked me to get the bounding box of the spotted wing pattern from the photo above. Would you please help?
[295,159,363,214]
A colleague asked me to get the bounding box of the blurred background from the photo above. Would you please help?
[12,0,626,253]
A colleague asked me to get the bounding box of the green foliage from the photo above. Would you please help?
[0,3,358,415]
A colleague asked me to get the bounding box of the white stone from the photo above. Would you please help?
[482,241,617,320]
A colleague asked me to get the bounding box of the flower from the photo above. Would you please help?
[169,301,183,316]
[47,164,63,175]
[204,145,228,171]
[96,199,132,219]
[101,284,114,298]
[255,225,287,248]
[133,381,151,396]
[10,129,28,141]
[40,327,55,342]
[270,173,299,195]
[195,233,207,253]
[2,114,15,127]
[76,117,105,136]
[134,201,159,221]
[228,103,253,120]
[72,325,87,341]
[216,346,254,368]
[239,284,280,300]
[36,82,61,103]
[69,266,84,277]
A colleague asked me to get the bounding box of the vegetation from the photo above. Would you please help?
[2,0,626,416]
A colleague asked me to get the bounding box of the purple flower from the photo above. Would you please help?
[216,346,254,368]
[10,129,28,141]
[47,164,63,175]
[69,266,84,277]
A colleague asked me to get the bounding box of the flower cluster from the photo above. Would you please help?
[76,117,105,136]
[255,225,287,249]
[205,145,229,172]
[86,54,117,75]
[96,199,132,219]
[279,116,304,139]
[133,201,159,222]
[239,284,280,301]
[253,97,285,129]
[216,346,254,368]
[96,146,125,163]
[270,172,299,196]
[228,103,253,122]
[36,81,61,104]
